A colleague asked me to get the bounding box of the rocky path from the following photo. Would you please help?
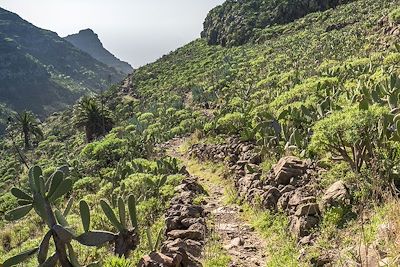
[166,138,267,267]
[201,178,267,266]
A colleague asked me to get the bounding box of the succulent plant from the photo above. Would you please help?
[2,165,140,266]
[143,175,168,199]
[145,226,163,253]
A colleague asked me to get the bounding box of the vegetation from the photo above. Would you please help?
[1,0,400,265]
[0,7,125,133]
[8,111,43,149]
[74,96,114,142]
[3,165,139,266]
[202,0,353,46]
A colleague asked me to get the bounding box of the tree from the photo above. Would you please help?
[74,96,114,142]
[309,105,388,173]
[11,111,43,149]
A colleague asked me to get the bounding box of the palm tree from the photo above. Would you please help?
[74,96,113,142]
[12,111,43,149]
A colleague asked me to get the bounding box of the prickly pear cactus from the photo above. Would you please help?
[2,165,140,267]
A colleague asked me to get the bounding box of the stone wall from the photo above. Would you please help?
[188,138,350,243]
[139,177,207,267]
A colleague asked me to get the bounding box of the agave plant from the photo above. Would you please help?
[2,166,139,267]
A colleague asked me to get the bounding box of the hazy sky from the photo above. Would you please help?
[0,0,224,67]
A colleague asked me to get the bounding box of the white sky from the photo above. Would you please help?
[0,0,224,67]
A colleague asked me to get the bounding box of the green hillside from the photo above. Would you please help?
[0,0,400,266]
[0,8,125,131]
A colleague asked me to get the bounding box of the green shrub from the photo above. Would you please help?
[104,256,133,267]
[389,8,400,24]
[216,112,244,134]
[309,105,388,172]
[81,133,128,167]
[73,176,100,193]
[384,53,400,65]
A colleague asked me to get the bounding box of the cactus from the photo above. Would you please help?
[2,166,140,266]
[99,195,140,257]
[143,175,168,199]
[145,226,163,252]
[79,200,90,232]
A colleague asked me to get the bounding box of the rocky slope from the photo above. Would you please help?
[65,29,133,75]
[0,8,125,128]
[202,0,354,46]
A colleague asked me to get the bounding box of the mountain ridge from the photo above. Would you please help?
[0,7,125,130]
[64,29,134,75]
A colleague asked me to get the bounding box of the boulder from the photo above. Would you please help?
[167,205,204,219]
[321,181,350,209]
[289,215,319,237]
[277,191,293,211]
[137,252,181,267]
[162,238,203,258]
[287,193,316,211]
[175,180,207,195]
[163,246,202,267]
[188,222,206,234]
[295,203,320,216]
[166,216,184,232]
[273,157,307,185]
[237,175,254,190]
[280,185,296,194]
[248,153,262,164]
[181,217,205,228]
[246,188,264,206]
[171,191,196,204]
[261,186,281,210]
[167,229,204,241]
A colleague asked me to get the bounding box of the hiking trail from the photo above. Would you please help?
[165,138,267,267]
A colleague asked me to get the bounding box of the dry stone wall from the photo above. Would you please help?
[139,177,207,267]
[188,137,350,243]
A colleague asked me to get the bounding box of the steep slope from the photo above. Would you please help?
[0,8,125,122]
[1,0,400,266]
[202,0,353,46]
[65,29,133,75]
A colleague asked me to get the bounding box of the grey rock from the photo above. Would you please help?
[295,203,320,216]
[321,181,350,209]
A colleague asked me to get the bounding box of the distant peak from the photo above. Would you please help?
[78,28,96,35]
[70,29,100,41]
[64,29,133,74]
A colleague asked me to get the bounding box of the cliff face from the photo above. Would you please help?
[201,0,353,47]
[65,29,133,75]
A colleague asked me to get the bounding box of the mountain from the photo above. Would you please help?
[1,0,400,266]
[65,29,133,75]
[0,8,125,125]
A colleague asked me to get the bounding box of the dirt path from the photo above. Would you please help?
[166,138,267,267]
